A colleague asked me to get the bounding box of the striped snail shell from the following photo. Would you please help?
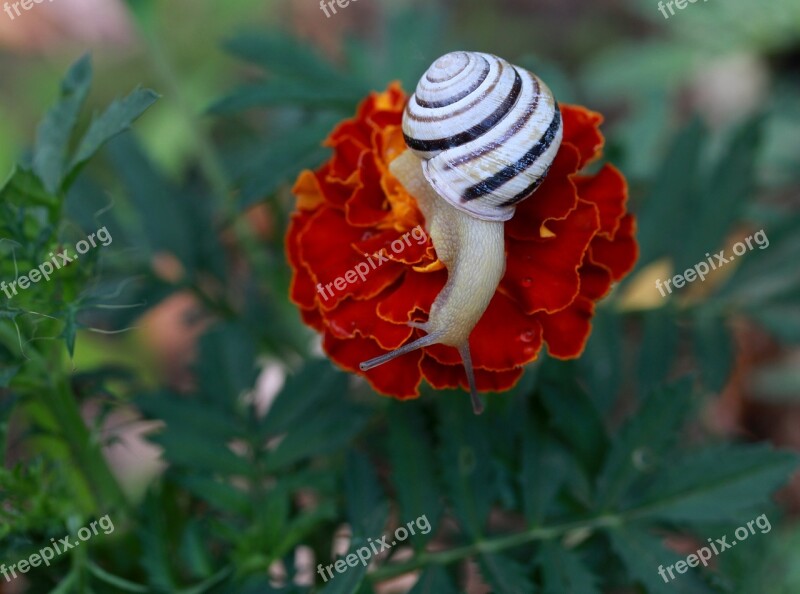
[402,51,563,222]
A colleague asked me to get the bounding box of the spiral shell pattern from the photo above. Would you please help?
[403,52,563,222]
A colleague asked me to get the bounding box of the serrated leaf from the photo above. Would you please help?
[0,166,59,209]
[235,115,338,207]
[692,313,733,392]
[538,542,600,594]
[67,87,159,179]
[264,405,371,472]
[209,82,362,114]
[637,307,679,395]
[634,118,705,270]
[608,527,712,594]
[387,404,441,549]
[408,567,459,594]
[33,54,92,193]
[478,553,535,594]
[175,475,250,515]
[436,394,494,537]
[596,378,695,509]
[631,444,798,523]
[223,31,348,84]
[521,409,569,525]
[317,553,367,594]
[135,393,241,442]
[261,359,347,437]
[538,359,609,476]
[345,451,388,538]
[149,430,250,476]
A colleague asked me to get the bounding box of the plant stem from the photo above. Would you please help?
[368,514,622,582]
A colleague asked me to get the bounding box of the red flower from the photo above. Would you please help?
[286,83,637,400]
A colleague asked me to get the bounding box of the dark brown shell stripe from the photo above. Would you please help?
[404,70,522,154]
[463,104,562,204]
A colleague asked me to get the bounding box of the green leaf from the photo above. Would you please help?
[196,323,257,408]
[261,359,347,437]
[0,166,59,209]
[387,404,441,549]
[436,394,495,537]
[538,359,609,476]
[408,567,459,594]
[521,409,569,525]
[67,87,159,180]
[33,54,92,193]
[135,393,241,442]
[235,114,337,207]
[478,553,535,594]
[209,82,361,114]
[608,527,712,594]
[596,378,695,509]
[223,31,349,84]
[345,451,388,538]
[317,552,367,594]
[634,119,705,270]
[175,475,250,515]
[692,313,733,392]
[538,542,600,594]
[149,430,250,476]
[265,405,371,472]
[631,444,798,523]
[637,308,679,395]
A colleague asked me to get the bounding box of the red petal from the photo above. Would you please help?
[502,200,600,314]
[354,227,433,266]
[324,333,423,399]
[286,212,318,310]
[538,295,595,358]
[575,164,628,238]
[299,208,404,309]
[589,214,638,281]
[323,296,412,350]
[421,355,524,393]
[328,136,367,183]
[469,292,544,370]
[507,143,581,241]
[346,152,390,227]
[561,104,605,169]
[579,260,613,301]
[376,269,445,324]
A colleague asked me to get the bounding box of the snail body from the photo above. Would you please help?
[359,52,563,413]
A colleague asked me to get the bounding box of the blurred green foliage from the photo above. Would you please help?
[1,0,799,592]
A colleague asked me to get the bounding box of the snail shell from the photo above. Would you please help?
[403,51,563,222]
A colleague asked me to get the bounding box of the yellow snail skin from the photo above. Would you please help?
[359,51,563,414]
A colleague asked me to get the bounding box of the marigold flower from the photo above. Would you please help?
[286,83,637,400]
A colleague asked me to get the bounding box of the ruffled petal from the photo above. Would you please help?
[324,333,423,398]
[575,164,628,238]
[502,200,600,314]
[589,214,638,281]
[561,104,604,169]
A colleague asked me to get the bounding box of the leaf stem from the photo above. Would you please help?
[368,514,622,582]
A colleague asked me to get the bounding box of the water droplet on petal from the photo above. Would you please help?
[361,231,375,241]
[521,277,533,287]
[519,329,536,343]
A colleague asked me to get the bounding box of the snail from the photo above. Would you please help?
[359,51,563,414]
